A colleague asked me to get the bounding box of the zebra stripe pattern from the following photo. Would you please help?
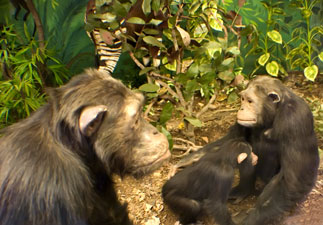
[91,29,123,74]
[85,0,125,75]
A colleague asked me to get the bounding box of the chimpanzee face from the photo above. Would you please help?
[67,69,170,177]
[237,76,281,128]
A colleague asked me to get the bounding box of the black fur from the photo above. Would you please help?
[162,139,253,225]
[192,76,319,225]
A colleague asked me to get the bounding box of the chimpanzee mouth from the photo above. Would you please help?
[146,149,171,167]
[133,149,171,178]
[237,119,257,127]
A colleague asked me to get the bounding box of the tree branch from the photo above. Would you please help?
[128,51,187,105]
[196,90,217,118]
[25,0,45,50]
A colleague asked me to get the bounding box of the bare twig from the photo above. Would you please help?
[196,91,217,118]
[129,51,145,69]
[173,137,198,147]
[172,137,202,157]
[144,98,157,118]
[214,17,228,41]
[155,80,180,100]
[129,51,187,107]
[172,145,201,157]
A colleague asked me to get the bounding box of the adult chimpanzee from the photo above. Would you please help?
[174,76,319,225]
[162,139,255,225]
[0,69,170,225]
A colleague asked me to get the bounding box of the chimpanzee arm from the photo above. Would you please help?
[229,155,256,203]
[202,123,248,151]
[241,172,285,225]
[171,123,248,173]
[242,97,319,225]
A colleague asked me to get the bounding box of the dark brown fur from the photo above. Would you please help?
[0,69,170,225]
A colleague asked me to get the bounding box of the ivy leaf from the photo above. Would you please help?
[142,0,152,15]
[205,41,222,58]
[266,61,279,77]
[227,46,240,55]
[304,65,318,82]
[222,58,234,66]
[258,53,270,66]
[127,17,146,25]
[143,36,165,48]
[267,30,282,44]
[176,26,191,46]
[139,83,160,92]
[319,52,323,62]
[184,117,203,127]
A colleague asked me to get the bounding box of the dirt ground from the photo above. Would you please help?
[115,75,323,225]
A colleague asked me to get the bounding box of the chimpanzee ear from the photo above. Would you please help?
[237,153,248,164]
[268,91,280,103]
[79,105,107,136]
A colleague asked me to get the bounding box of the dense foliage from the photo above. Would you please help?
[0,0,322,133]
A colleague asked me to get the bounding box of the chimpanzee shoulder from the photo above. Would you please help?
[0,69,170,225]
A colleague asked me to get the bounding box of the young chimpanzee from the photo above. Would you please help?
[162,139,256,225]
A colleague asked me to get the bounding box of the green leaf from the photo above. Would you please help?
[162,57,176,71]
[184,117,203,127]
[148,19,163,26]
[304,65,318,82]
[258,53,270,66]
[152,0,161,11]
[319,52,323,62]
[266,61,279,77]
[139,67,155,75]
[267,30,282,44]
[176,26,190,46]
[218,70,235,83]
[160,126,173,150]
[143,28,160,35]
[99,12,116,22]
[127,17,146,25]
[139,83,160,92]
[189,2,201,15]
[205,41,222,58]
[142,0,152,15]
[227,46,240,55]
[143,36,165,48]
[227,91,239,104]
[185,80,199,93]
[222,58,234,66]
[160,102,173,125]
[24,23,30,40]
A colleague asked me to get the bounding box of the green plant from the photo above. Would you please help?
[286,0,323,81]
[0,23,69,127]
[241,1,288,77]
[88,0,243,139]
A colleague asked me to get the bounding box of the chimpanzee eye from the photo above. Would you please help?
[241,97,245,101]
[248,99,253,103]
